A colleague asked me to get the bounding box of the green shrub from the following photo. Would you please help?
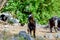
[1,0,60,24]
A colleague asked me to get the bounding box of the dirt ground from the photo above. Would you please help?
[0,21,60,40]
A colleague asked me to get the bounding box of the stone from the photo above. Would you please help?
[39,35,45,40]
[8,17,19,24]
[45,33,54,39]
[19,31,34,40]
[0,12,19,24]
[55,33,60,38]
[58,28,60,31]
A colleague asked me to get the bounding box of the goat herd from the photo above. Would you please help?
[0,13,60,38]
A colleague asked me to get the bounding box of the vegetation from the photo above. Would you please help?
[1,0,60,24]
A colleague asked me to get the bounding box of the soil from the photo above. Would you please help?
[0,20,60,40]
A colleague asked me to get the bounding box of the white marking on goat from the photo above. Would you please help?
[54,19,58,28]
[29,14,32,17]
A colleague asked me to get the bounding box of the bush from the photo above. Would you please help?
[1,0,60,24]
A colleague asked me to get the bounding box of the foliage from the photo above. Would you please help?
[1,0,60,24]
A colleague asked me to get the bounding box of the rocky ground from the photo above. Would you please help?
[0,20,60,40]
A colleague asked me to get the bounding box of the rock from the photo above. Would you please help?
[19,31,34,40]
[19,31,26,35]
[0,12,19,24]
[45,33,54,39]
[0,12,12,19]
[9,18,19,23]
[55,33,60,38]
[57,28,60,31]
[7,16,19,24]
[39,35,45,40]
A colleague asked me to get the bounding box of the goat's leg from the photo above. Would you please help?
[33,29,36,38]
[54,19,58,32]
[30,29,32,35]
[54,27,57,32]
[27,28,30,34]
[50,26,53,32]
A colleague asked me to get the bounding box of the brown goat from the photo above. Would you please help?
[28,14,36,38]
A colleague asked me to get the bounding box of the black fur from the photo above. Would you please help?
[0,14,7,21]
[28,14,36,38]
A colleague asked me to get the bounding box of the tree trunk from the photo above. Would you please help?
[0,0,7,10]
